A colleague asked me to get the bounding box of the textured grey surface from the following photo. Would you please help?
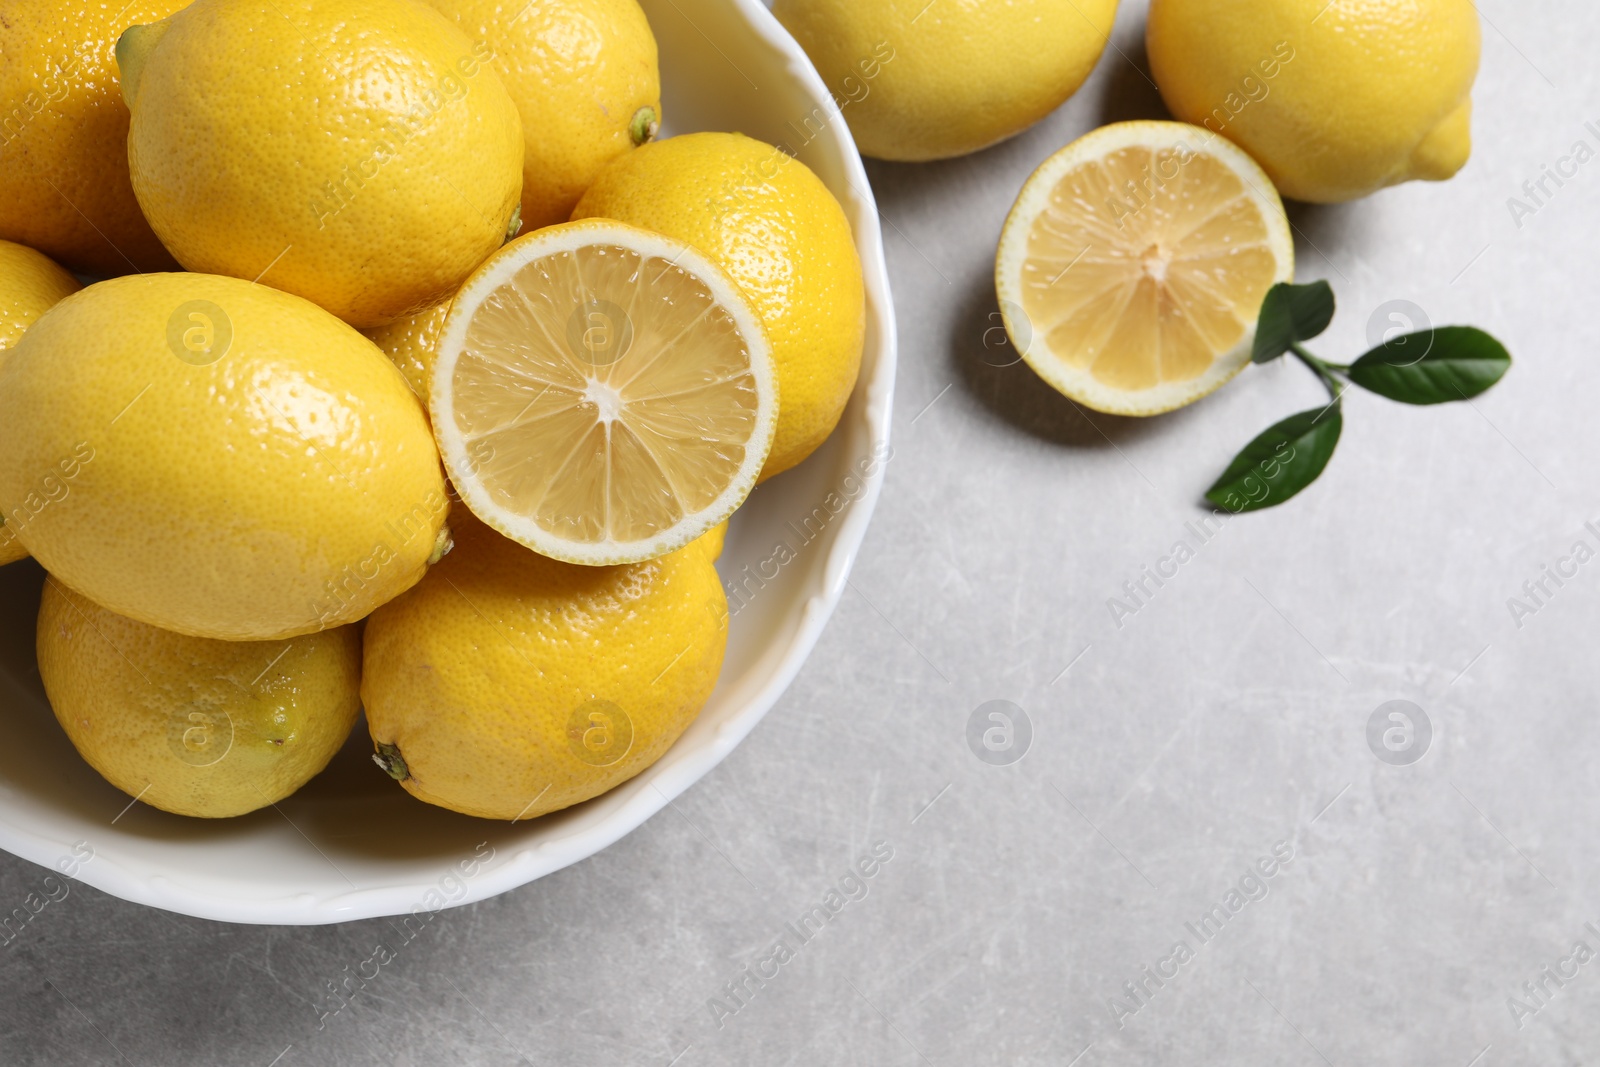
[5,2,1600,1064]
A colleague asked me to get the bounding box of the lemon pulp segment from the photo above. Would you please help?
[997,122,1293,416]
[437,222,776,563]
[1022,146,1280,392]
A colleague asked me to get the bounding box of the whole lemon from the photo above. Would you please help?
[772,0,1118,161]
[38,579,361,818]
[1147,0,1481,203]
[0,240,82,566]
[426,0,661,231]
[0,0,185,276]
[362,300,451,407]
[362,516,727,821]
[117,0,524,327]
[0,272,448,641]
[573,133,864,481]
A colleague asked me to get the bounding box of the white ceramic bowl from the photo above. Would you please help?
[0,0,895,924]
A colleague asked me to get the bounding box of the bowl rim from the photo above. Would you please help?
[0,0,897,924]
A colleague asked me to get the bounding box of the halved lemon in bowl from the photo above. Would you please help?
[996,120,1293,416]
[432,219,778,565]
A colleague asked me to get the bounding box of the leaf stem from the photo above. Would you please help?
[1290,342,1346,402]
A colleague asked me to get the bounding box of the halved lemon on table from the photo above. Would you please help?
[432,219,777,565]
[996,120,1294,416]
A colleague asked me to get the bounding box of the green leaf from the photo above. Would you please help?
[1347,326,1511,405]
[1205,405,1343,513]
[1252,280,1336,364]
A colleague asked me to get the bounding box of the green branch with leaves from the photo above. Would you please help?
[1204,281,1513,513]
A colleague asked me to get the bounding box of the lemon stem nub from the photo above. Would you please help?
[114,19,174,109]
[629,107,659,146]
[504,204,522,244]
[373,742,410,781]
[428,525,453,565]
[116,26,148,108]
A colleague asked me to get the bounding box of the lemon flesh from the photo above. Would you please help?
[996,121,1293,416]
[571,132,864,482]
[433,220,776,566]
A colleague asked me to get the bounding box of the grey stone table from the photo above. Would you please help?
[5,2,1599,1064]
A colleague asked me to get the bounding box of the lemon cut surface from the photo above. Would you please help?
[432,220,776,565]
[997,121,1293,416]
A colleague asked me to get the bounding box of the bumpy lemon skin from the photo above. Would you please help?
[363,300,451,409]
[1147,0,1481,203]
[0,240,82,565]
[362,517,728,821]
[0,241,82,357]
[772,0,1119,162]
[38,579,361,819]
[0,526,31,566]
[698,520,727,563]
[119,0,524,327]
[425,0,661,231]
[0,272,447,641]
[0,0,185,277]
[573,133,864,481]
